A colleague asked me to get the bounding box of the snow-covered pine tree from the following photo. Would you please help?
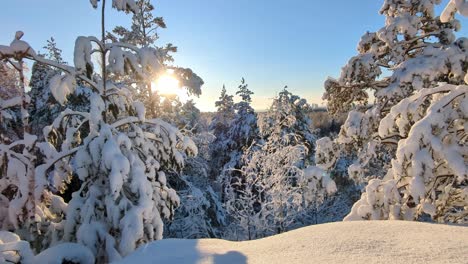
[178,99,202,133]
[1,0,199,261]
[164,148,225,239]
[210,85,236,135]
[344,83,468,223]
[158,96,224,240]
[225,88,337,240]
[107,0,168,48]
[259,87,316,147]
[0,31,59,257]
[159,94,182,123]
[228,78,258,149]
[209,85,236,180]
[257,88,336,228]
[321,0,467,184]
[29,38,66,138]
[107,0,203,118]
[219,79,259,201]
[315,0,467,223]
[106,5,207,241]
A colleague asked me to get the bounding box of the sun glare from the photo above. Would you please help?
[152,73,189,103]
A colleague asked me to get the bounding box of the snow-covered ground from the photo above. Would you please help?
[118,221,468,264]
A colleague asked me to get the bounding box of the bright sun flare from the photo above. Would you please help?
[152,73,189,103]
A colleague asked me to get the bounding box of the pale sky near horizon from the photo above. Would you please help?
[0,0,465,111]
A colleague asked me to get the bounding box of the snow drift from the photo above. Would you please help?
[118,221,468,264]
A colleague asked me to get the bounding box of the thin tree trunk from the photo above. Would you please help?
[101,0,107,123]
[147,82,156,118]
[139,3,157,118]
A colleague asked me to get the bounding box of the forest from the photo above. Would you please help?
[0,0,467,263]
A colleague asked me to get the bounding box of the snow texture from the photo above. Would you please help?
[117,221,468,264]
[49,74,76,105]
[0,231,93,264]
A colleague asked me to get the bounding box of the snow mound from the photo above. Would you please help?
[117,221,468,264]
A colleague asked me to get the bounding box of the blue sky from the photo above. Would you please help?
[0,0,464,111]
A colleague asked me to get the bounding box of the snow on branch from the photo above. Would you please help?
[345,83,468,222]
[441,0,468,23]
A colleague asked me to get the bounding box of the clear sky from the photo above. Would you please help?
[0,0,465,111]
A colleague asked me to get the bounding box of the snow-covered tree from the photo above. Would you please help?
[228,78,258,149]
[107,0,169,49]
[345,83,467,223]
[0,31,66,259]
[107,0,203,118]
[107,0,168,117]
[165,148,225,239]
[224,89,336,239]
[178,99,202,133]
[209,85,236,180]
[316,0,468,223]
[259,88,316,149]
[210,85,235,134]
[29,38,66,137]
[159,94,182,123]
[218,79,259,200]
[321,0,467,184]
[1,0,199,261]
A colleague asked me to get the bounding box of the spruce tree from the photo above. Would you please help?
[209,85,235,180]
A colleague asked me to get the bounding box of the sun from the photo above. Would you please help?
[151,72,189,103]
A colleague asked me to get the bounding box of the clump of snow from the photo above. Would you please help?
[133,101,145,121]
[117,221,468,264]
[0,231,93,264]
[0,31,36,60]
[73,36,93,76]
[303,166,337,195]
[112,0,139,14]
[314,137,338,170]
[49,74,76,105]
[441,0,468,22]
